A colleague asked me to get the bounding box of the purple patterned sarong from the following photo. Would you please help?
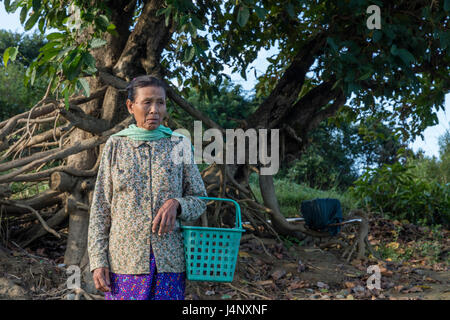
[104,246,185,300]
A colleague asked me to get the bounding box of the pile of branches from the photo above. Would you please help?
[0,80,133,248]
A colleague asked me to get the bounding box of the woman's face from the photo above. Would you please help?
[126,85,167,131]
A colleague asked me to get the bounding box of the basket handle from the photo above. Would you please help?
[197,196,242,230]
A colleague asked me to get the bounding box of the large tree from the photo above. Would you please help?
[0,0,448,292]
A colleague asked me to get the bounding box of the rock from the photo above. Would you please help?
[336,295,345,299]
[352,285,365,293]
[297,260,306,273]
[338,289,350,296]
[271,268,287,280]
[316,281,329,289]
[0,277,28,299]
[413,269,425,275]
[382,281,395,289]
[66,293,76,300]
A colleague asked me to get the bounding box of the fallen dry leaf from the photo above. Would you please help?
[316,281,329,289]
[345,273,360,278]
[255,280,274,287]
[387,242,400,249]
[271,268,287,280]
[274,253,283,259]
[238,251,251,258]
[344,281,355,289]
[394,285,404,292]
[417,285,432,290]
[404,286,423,293]
[380,267,393,276]
[288,281,308,290]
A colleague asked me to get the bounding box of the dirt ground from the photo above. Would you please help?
[0,217,448,300]
[186,238,449,300]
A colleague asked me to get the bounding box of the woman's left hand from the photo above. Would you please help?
[152,199,180,236]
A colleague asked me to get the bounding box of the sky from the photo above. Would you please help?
[1,6,449,159]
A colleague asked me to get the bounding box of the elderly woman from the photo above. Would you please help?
[87,75,207,300]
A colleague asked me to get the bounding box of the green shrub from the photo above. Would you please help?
[350,162,449,227]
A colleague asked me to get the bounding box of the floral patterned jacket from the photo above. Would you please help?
[87,135,207,274]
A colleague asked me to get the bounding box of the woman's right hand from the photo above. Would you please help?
[93,267,111,292]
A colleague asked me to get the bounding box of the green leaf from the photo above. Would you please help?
[445,0,450,12]
[165,10,171,27]
[56,45,75,60]
[90,38,107,49]
[30,67,36,86]
[63,51,82,81]
[4,0,11,11]
[396,48,415,65]
[439,31,450,49]
[286,3,296,18]
[372,30,382,42]
[40,40,62,52]
[191,15,204,30]
[237,5,250,27]
[64,87,70,110]
[82,52,97,73]
[3,46,18,67]
[40,48,60,63]
[46,32,65,41]
[184,46,195,62]
[240,67,247,80]
[106,24,119,37]
[32,0,41,11]
[331,79,342,91]
[106,24,116,32]
[77,78,90,97]
[255,6,267,19]
[189,22,197,38]
[38,17,45,33]
[25,10,40,31]
[358,70,372,81]
[193,42,206,58]
[95,15,109,30]
[156,7,169,16]
[67,56,82,80]
[20,5,28,24]
[390,44,398,55]
[327,37,338,52]
[6,0,20,12]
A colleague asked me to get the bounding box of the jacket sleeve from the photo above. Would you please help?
[173,139,207,222]
[87,137,114,272]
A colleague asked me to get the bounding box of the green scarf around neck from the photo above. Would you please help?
[111,124,194,152]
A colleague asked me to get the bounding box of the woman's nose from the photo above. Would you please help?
[148,103,158,113]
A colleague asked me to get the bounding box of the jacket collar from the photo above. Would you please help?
[128,138,149,148]
[127,135,183,148]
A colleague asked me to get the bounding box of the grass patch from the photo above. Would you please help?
[249,174,357,218]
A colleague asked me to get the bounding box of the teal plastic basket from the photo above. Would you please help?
[180,196,245,282]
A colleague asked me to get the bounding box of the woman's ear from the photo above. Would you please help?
[126,99,133,115]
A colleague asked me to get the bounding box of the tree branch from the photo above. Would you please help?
[246,32,328,129]
[0,116,133,183]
